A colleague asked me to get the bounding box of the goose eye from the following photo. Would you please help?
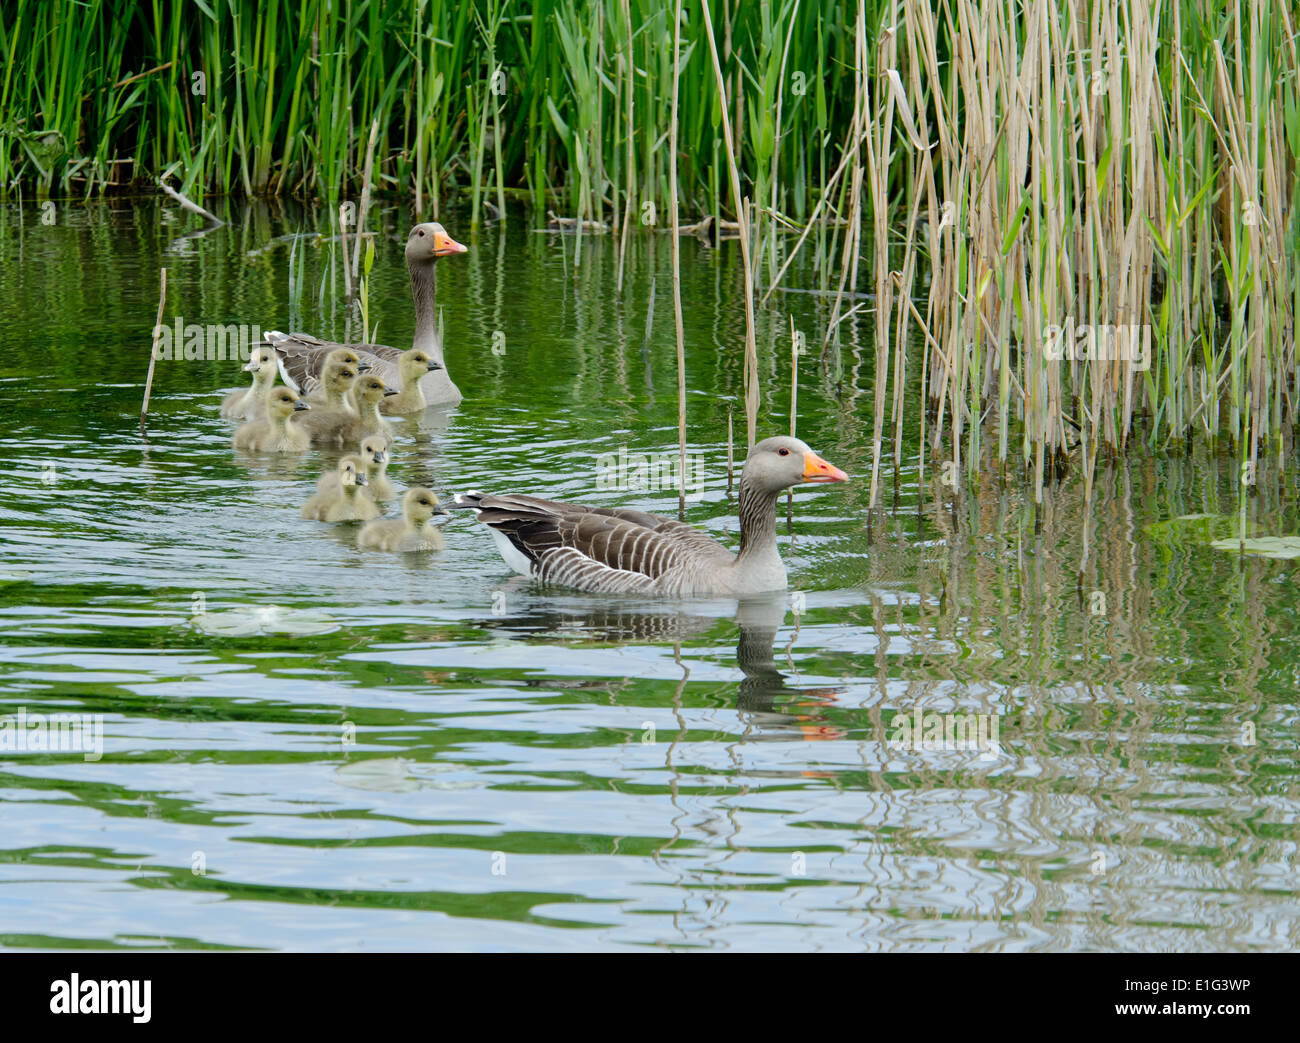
[778,447,790,456]
[417,229,425,237]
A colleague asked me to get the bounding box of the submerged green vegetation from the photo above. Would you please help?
[1,0,1297,483]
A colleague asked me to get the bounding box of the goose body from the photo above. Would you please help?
[316,435,395,502]
[302,456,380,522]
[452,436,848,597]
[220,347,278,420]
[262,223,465,408]
[232,387,311,453]
[358,487,447,551]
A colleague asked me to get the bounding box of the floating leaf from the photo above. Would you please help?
[1209,536,1300,560]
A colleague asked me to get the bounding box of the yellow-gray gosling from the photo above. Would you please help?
[306,348,365,414]
[302,456,380,522]
[292,364,360,446]
[378,348,443,415]
[358,487,446,551]
[233,387,311,452]
[318,434,395,502]
[221,347,278,420]
[326,375,397,448]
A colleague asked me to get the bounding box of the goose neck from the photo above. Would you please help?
[736,480,780,560]
[409,262,443,362]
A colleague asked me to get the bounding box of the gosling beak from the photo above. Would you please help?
[801,450,848,483]
[432,507,449,516]
[426,360,443,371]
[293,400,310,412]
[355,474,368,487]
[242,357,261,372]
[382,387,399,397]
[356,360,374,372]
[433,231,468,257]
[372,451,387,464]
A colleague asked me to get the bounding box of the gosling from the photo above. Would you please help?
[221,347,278,420]
[292,364,361,446]
[316,435,394,502]
[357,487,447,551]
[233,387,311,452]
[302,456,380,522]
[324,375,397,448]
[379,349,444,415]
[304,348,364,414]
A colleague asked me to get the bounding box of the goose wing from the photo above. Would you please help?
[452,493,731,593]
[260,331,402,393]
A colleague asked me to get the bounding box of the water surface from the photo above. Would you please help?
[0,201,1296,951]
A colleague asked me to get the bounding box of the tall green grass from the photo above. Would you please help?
[1,0,1296,471]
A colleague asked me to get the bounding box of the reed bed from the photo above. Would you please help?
[1,0,1296,477]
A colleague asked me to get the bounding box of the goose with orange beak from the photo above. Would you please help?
[451,436,849,597]
[258,222,468,409]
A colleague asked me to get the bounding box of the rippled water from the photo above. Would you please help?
[0,201,1296,951]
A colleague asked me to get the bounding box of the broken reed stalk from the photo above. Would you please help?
[338,202,352,300]
[156,179,222,225]
[351,117,379,281]
[700,0,759,449]
[669,0,687,522]
[140,268,168,428]
[788,316,798,530]
[616,0,635,293]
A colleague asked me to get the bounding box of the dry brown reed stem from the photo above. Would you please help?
[351,117,379,281]
[141,268,168,429]
[669,0,687,521]
[701,0,759,448]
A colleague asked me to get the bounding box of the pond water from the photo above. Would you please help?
[0,201,1296,951]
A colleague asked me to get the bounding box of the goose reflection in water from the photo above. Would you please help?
[477,587,846,743]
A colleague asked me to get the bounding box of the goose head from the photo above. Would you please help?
[243,346,277,375]
[403,486,446,525]
[337,456,368,489]
[406,222,467,266]
[267,387,309,419]
[359,434,387,468]
[398,348,444,380]
[355,375,398,406]
[743,436,848,494]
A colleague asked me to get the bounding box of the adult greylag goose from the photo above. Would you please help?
[262,223,465,407]
[302,456,380,522]
[358,487,448,551]
[451,436,848,597]
[232,387,311,453]
[316,435,394,502]
[220,346,278,420]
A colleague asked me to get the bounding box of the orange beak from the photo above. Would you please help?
[801,450,848,483]
[433,231,468,257]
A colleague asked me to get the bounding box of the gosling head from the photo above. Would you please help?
[355,375,397,404]
[402,486,445,525]
[243,346,277,374]
[337,455,368,489]
[325,364,358,395]
[399,348,443,378]
[743,436,848,494]
[359,434,388,468]
[266,386,309,419]
[406,222,467,266]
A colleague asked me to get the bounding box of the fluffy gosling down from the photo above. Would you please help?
[358,487,447,551]
[302,456,380,522]
[379,348,444,415]
[313,435,395,502]
[292,363,361,446]
[221,347,278,420]
[232,387,311,453]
